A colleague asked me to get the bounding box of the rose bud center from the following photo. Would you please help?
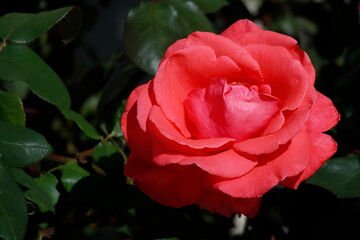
[184,78,281,141]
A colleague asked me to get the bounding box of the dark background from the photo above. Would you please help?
[1,0,360,239]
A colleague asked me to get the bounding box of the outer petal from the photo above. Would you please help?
[280,92,340,188]
[160,31,263,83]
[154,148,257,178]
[196,189,261,217]
[217,128,311,198]
[124,84,147,112]
[221,19,263,39]
[307,92,340,133]
[122,103,152,161]
[124,155,207,207]
[245,44,308,110]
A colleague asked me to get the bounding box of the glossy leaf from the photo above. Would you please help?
[0,44,71,108]
[124,1,213,75]
[34,173,59,207]
[181,0,228,13]
[11,168,55,212]
[0,6,81,44]
[92,141,118,161]
[60,161,90,192]
[0,90,25,126]
[307,155,360,198]
[0,121,52,167]
[59,107,102,140]
[0,161,27,240]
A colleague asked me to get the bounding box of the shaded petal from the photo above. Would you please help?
[154,149,257,178]
[280,132,337,189]
[147,105,236,154]
[124,155,207,207]
[245,44,308,110]
[261,111,285,136]
[217,128,310,198]
[122,103,152,161]
[280,92,339,188]
[196,188,261,217]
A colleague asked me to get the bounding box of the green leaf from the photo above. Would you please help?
[0,121,52,167]
[307,155,360,198]
[60,161,89,192]
[92,141,118,161]
[0,90,25,126]
[0,6,81,44]
[59,107,102,140]
[0,44,71,108]
[0,162,28,240]
[112,103,125,139]
[181,0,228,13]
[34,173,59,207]
[125,1,213,75]
[11,168,54,212]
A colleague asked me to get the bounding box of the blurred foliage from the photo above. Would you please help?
[0,0,359,239]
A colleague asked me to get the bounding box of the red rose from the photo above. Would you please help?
[122,19,340,217]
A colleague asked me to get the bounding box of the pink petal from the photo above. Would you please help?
[234,95,313,155]
[280,132,337,189]
[221,19,263,40]
[124,84,147,112]
[124,156,207,207]
[154,45,245,138]
[160,32,263,83]
[307,92,340,133]
[134,81,153,131]
[184,79,280,141]
[225,29,298,49]
[245,44,308,110]
[280,92,339,188]
[217,128,310,198]
[147,105,236,154]
[122,103,152,161]
[153,149,257,178]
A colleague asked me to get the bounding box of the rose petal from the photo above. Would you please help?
[307,92,340,133]
[147,105,236,154]
[125,155,206,207]
[184,78,280,141]
[196,188,261,217]
[154,45,245,137]
[154,148,257,178]
[234,97,312,154]
[160,32,263,83]
[280,92,339,188]
[217,128,311,198]
[122,103,152,161]
[261,111,285,136]
[221,19,263,39]
[245,44,308,110]
[124,84,147,112]
[280,132,337,189]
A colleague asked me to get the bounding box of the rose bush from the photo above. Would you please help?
[121,19,340,217]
